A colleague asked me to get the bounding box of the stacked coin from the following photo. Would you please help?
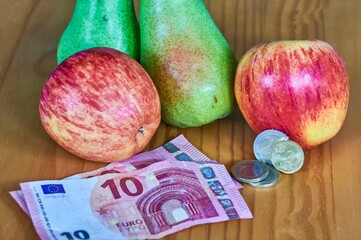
[248,164,280,188]
[231,160,269,183]
[231,160,280,188]
[231,129,305,188]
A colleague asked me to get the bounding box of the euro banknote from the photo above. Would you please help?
[11,135,242,215]
[21,160,252,240]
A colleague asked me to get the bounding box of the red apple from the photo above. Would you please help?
[234,40,349,149]
[39,47,161,162]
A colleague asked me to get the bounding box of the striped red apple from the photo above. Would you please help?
[234,40,349,149]
[39,48,161,162]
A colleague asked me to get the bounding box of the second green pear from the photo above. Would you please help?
[140,0,237,128]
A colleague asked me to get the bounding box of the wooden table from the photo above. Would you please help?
[1,0,360,239]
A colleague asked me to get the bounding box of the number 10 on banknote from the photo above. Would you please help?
[21,161,252,240]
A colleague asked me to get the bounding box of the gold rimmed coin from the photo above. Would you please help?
[270,140,304,174]
[253,130,289,165]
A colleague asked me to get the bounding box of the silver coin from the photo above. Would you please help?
[253,129,289,165]
[231,160,269,183]
[248,165,280,188]
[270,140,304,174]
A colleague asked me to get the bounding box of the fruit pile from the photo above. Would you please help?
[39,0,349,163]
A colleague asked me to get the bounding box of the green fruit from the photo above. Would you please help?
[140,0,237,128]
[57,0,139,64]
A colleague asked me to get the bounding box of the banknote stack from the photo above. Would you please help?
[10,135,252,240]
[231,130,305,188]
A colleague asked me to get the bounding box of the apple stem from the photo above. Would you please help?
[139,127,144,134]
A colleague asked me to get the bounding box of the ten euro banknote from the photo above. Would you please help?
[21,160,252,240]
[11,135,242,215]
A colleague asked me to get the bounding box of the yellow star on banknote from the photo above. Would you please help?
[96,194,108,203]
[109,219,118,225]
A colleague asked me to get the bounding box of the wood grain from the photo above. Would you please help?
[1,0,361,239]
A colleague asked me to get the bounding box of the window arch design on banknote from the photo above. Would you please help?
[90,167,218,236]
[136,167,218,234]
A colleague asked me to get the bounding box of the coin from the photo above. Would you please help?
[253,130,289,164]
[270,140,304,174]
[248,164,280,188]
[231,160,269,183]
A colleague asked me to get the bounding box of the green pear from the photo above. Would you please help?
[57,0,139,64]
[140,0,237,127]
[140,0,237,128]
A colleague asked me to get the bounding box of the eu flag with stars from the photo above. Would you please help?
[41,184,66,194]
